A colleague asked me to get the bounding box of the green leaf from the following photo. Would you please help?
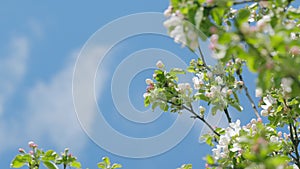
[230,102,243,112]
[170,68,185,75]
[43,161,59,169]
[70,161,82,168]
[151,102,160,110]
[144,96,150,107]
[206,155,214,165]
[179,164,192,169]
[159,102,169,112]
[97,162,106,169]
[205,136,214,147]
[10,155,27,168]
[211,105,219,116]
[111,163,122,169]
[42,150,57,161]
[171,0,179,9]
[236,8,250,25]
[265,156,290,167]
[102,157,110,167]
[211,7,225,26]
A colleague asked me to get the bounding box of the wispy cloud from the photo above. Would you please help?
[0,36,30,155]
[24,51,87,151]
[0,36,29,115]
[23,45,109,152]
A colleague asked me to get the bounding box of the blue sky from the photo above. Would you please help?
[2,1,297,169]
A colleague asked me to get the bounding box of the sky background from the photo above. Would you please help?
[2,1,298,169]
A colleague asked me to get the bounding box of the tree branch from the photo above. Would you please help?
[198,46,211,71]
[289,121,300,167]
[236,66,261,119]
[224,108,232,123]
[159,98,220,136]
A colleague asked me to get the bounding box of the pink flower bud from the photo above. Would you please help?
[227,89,233,95]
[29,150,34,155]
[146,83,154,92]
[156,60,164,69]
[257,118,262,123]
[145,78,153,85]
[28,141,34,148]
[209,26,217,34]
[290,46,300,55]
[210,34,218,44]
[205,92,213,98]
[209,43,216,50]
[18,148,25,153]
[259,1,269,8]
[206,0,214,5]
[237,81,244,86]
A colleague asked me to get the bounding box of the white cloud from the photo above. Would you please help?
[24,51,86,151]
[0,32,110,156]
[0,36,29,115]
[0,36,30,154]
[23,46,109,152]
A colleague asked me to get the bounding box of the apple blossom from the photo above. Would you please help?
[156,60,164,69]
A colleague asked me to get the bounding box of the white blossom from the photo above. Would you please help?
[230,143,241,152]
[260,95,276,116]
[291,32,297,40]
[145,78,153,85]
[164,6,173,17]
[163,14,182,28]
[261,110,268,117]
[177,83,186,91]
[281,77,293,93]
[215,76,223,85]
[185,83,191,90]
[156,60,164,69]
[293,164,299,169]
[143,92,150,99]
[257,15,274,34]
[164,10,200,50]
[192,73,204,89]
[212,45,227,59]
[284,133,289,140]
[255,88,263,97]
[270,135,279,143]
[199,106,206,115]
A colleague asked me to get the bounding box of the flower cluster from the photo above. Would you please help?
[206,119,291,169]
[145,0,300,168]
[163,7,199,50]
[211,120,241,160]
[11,141,81,169]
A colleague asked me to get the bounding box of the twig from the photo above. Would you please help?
[160,98,220,136]
[236,67,261,119]
[293,122,300,167]
[289,122,300,167]
[198,46,211,71]
[224,108,232,123]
